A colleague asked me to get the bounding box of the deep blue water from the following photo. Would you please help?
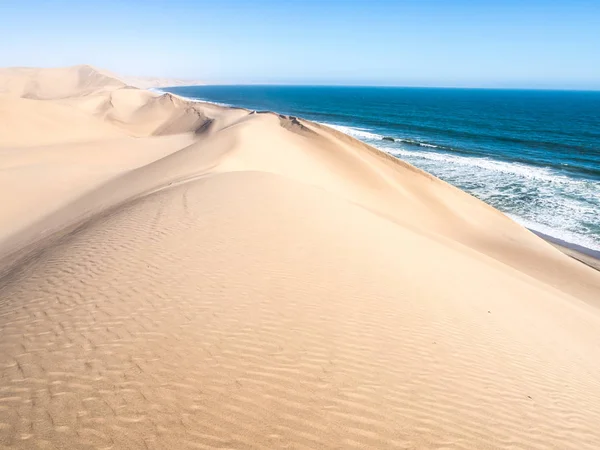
[163,86,600,251]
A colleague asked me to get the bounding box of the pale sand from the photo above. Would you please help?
[1,65,600,449]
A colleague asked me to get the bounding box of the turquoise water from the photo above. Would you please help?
[163,86,600,251]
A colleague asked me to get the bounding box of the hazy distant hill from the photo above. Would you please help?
[119,75,204,89]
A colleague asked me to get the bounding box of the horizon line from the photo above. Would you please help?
[165,83,600,93]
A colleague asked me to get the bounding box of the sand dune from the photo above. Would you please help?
[0,65,125,100]
[1,65,600,449]
[118,75,204,89]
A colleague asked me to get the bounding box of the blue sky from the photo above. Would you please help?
[1,0,598,88]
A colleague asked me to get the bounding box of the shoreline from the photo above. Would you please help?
[161,89,600,270]
[533,230,600,271]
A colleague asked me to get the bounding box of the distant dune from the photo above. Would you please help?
[1,64,600,449]
[119,74,204,89]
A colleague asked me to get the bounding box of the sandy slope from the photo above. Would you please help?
[1,65,600,449]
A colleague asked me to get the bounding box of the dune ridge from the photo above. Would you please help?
[1,65,600,449]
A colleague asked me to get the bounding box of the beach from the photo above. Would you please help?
[1,65,600,449]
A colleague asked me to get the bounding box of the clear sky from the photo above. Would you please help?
[1,0,598,89]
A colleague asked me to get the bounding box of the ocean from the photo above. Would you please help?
[162,86,600,253]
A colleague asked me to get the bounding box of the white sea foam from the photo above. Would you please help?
[320,121,582,186]
[387,147,583,185]
[417,142,440,149]
[382,146,600,251]
[507,214,600,253]
[155,89,233,108]
[318,123,383,140]
[199,99,233,108]
[184,97,233,108]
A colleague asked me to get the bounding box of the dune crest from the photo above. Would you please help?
[0,65,125,99]
[1,65,600,449]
